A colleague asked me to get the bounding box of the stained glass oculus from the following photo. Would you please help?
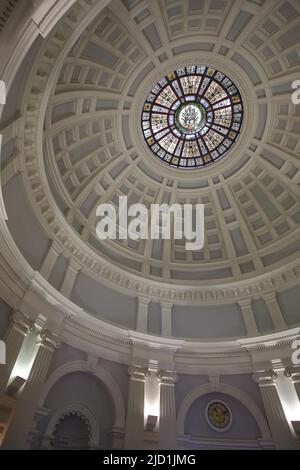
[141,66,244,169]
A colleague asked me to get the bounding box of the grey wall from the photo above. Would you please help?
[42,371,114,449]
[172,303,246,339]
[252,298,274,334]
[3,174,49,270]
[0,297,12,339]
[47,343,87,379]
[176,374,209,413]
[184,391,260,440]
[71,271,137,329]
[1,36,43,125]
[278,285,300,327]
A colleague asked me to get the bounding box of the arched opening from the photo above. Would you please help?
[50,413,91,450]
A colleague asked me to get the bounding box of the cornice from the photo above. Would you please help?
[238,328,300,353]
[0,263,296,372]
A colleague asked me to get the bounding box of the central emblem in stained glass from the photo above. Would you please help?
[175,102,206,134]
[141,66,244,169]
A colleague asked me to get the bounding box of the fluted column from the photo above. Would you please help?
[158,371,177,450]
[253,370,298,449]
[285,366,300,402]
[124,365,147,449]
[40,240,63,280]
[60,259,81,298]
[263,293,287,331]
[136,297,150,333]
[2,329,59,449]
[0,312,34,395]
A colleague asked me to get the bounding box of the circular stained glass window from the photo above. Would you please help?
[141,66,244,169]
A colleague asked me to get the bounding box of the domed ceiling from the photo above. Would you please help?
[2,0,299,329]
[34,0,300,289]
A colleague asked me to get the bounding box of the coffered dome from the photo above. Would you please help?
[39,0,300,286]
[1,0,300,340]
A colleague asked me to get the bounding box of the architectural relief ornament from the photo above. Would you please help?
[205,400,232,433]
[39,329,61,351]
[128,365,149,380]
[7,0,298,306]
[252,370,278,384]
[157,370,178,384]
[22,258,300,309]
[141,65,243,169]
[12,311,35,335]
[284,366,300,379]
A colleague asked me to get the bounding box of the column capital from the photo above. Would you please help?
[263,292,277,303]
[238,299,252,308]
[50,239,64,256]
[38,329,60,351]
[284,366,300,380]
[12,311,35,335]
[160,301,173,310]
[128,365,148,380]
[253,369,277,385]
[157,370,178,384]
[68,258,82,273]
[138,296,151,306]
[209,375,220,389]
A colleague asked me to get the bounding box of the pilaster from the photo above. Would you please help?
[0,311,34,395]
[253,369,298,449]
[124,365,147,450]
[263,293,287,331]
[136,297,150,334]
[2,328,60,449]
[239,300,259,337]
[60,259,81,298]
[158,370,177,450]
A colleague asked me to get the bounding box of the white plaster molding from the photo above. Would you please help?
[39,360,126,429]
[41,401,99,449]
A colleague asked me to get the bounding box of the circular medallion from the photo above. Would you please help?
[141,65,244,169]
[175,102,206,134]
[205,400,232,432]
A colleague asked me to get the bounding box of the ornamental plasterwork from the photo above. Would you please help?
[2,0,300,305]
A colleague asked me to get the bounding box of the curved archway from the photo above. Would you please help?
[39,360,126,429]
[177,382,271,439]
[43,402,98,449]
